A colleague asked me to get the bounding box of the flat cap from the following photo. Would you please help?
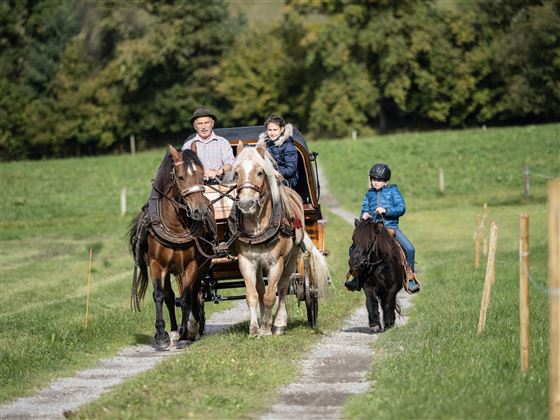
[190,107,217,125]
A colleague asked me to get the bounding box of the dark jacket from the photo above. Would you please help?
[360,184,406,229]
[259,124,299,189]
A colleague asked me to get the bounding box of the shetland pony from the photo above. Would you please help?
[347,219,403,333]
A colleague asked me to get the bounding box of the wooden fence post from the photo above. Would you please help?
[84,249,93,330]
[549,179,560,419]
[519,213,530,373]
[120,188,127,216]
[482,204,488,256]
[523,165,530,200]
[130,134,136,155]
[474,214,481,270]
[439,168,445,193]
[478,221,499,334]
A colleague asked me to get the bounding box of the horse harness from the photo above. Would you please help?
[142,169,216,250]
[227,181,300,248]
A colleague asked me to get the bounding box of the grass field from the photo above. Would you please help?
[1,123,558,418]
[312,123,558,419]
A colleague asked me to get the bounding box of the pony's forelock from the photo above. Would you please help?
[234,146,280,204]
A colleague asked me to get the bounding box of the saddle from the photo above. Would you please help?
[396,245,421,293]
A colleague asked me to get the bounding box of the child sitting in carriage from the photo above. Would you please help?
[258,114,299,189]
[344,163,421,294]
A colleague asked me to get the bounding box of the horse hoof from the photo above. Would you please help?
[259,328,272,337]
[169,331,180,346]
[272,326,286,336]
[249,326,260,337]
[176,340,190,349]
[153,333,171,350]
[369,325,384,334]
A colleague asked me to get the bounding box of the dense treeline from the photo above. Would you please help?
[1,0,559,160]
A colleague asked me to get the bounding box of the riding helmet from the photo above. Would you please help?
[369,163,391,181]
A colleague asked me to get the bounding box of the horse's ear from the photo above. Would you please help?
[237,141,245,154]
[190,141,197,154]
[168,144,180,159]
[256,142,266,157]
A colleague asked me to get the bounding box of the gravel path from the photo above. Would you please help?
[0,304,249,419]
[258,165,414,419]
[1,165,414,419]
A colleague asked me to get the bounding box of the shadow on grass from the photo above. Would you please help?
[133,333,152,344]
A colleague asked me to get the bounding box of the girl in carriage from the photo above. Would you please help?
[258,115,299,189]
[344,163,421,294]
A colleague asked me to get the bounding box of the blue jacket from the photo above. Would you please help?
[360,184,406,229]
[259,124,299,189]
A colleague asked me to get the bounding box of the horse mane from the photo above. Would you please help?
[152,151,174,193]
[153,149,203,193]
[233,145,281,205]
[354,220,401,263]
[181,149,204,171]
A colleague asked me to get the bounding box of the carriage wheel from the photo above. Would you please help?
[304,257,318,327]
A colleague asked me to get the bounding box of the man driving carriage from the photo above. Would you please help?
[182,107,235,183]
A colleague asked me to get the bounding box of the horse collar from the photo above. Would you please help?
[228,197,283,246]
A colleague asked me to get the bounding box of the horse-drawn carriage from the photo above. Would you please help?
[130,126,329,347]
[202,126,327,327]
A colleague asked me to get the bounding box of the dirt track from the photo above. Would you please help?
[0,165,414,419]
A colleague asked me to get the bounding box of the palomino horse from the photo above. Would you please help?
[229,142,330,336]
[346,219,403,333]
[129,146,215,349]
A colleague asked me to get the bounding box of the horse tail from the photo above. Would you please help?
[129,211,150,312]
[303,233,331,299]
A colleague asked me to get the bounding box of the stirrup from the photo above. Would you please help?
[404,271,421,294]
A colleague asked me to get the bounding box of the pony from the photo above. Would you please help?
[347,219,403,333]
[229,141,330,336]
[129,146,215,349]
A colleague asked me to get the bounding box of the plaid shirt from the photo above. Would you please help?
[182,132,235,170]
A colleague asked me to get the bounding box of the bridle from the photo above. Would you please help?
[236,182,262,194]
[346,233,381,280]
[156,160,207,217]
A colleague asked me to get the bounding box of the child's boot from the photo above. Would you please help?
[404,265,421,294]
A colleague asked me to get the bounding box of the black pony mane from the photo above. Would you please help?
[152,148,203,192]
[353,219,401,263]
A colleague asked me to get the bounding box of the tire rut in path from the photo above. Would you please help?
[259,164,414,419]
[261,296,411,420]
[0,304,249,420]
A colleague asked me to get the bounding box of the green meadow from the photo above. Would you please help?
[1,123,558,418]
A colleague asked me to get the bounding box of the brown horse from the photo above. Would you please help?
[229,142,330,336]
[129,146,215,349]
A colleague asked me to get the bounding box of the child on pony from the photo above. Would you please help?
[344,163,421,294]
